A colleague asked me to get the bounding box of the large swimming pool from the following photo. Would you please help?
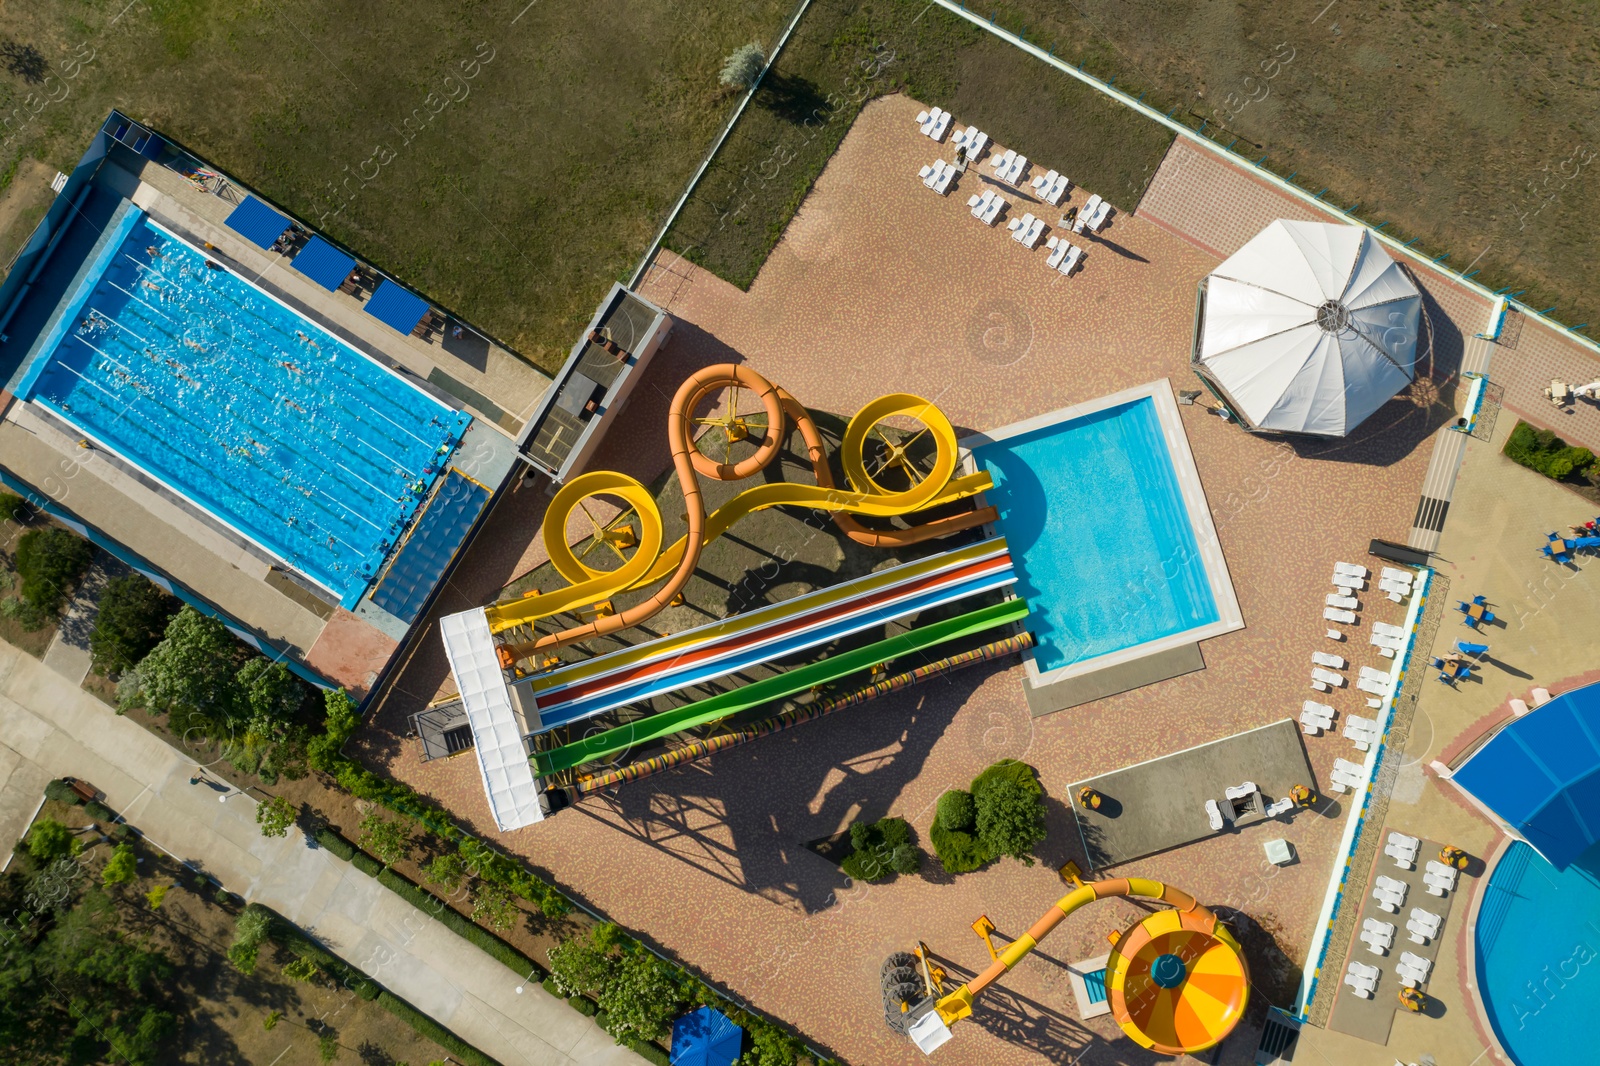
[970,394,1223,675]
[1476,841,1600,1065]
[21,210,470,604]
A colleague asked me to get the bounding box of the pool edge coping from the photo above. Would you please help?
[1460,832,1519,1066]
[957,377,1245,689]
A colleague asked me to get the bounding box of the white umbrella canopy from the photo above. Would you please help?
[1193,220,1422,436]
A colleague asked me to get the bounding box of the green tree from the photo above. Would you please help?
[14,526,93,619]
[936,789,976,832]
[547,934,614,998]
[307,688,360,772]
[718,42,765,89]
[145,885,169,910]
[471,881,520,933]
[424,852,469,895]
[973,777,1046,866]
[102,842,138,887]
[228,905,273,974]
[840,816,919,882]
[596,950,683,1042]
[238,658,305,741]
[284,956,321,983]
[27,817,77,863]
[88,574,179,675]
[256,795,297,838]
[357,810,416,868]
[132,607,242,728]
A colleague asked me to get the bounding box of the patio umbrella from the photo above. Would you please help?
[1191,220,1422,436]
[1456,641,1490,657]
[671,1006,743,1066]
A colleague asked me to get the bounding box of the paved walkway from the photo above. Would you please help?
[0,638,640,1066]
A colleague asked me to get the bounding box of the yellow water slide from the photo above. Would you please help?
[919,878,1248,1057]
[486,365,995,664]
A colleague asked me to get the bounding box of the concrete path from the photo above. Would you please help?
[0,637,641,1066]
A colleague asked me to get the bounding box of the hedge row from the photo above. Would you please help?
[264,911,380,1001]
[374,867,545,978]
[351,851,383,877]
[314,826,356,861]
[378,991,503,1066]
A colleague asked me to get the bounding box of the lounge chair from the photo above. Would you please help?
[1205,798,1224,831]
[1336,562,1370,578]
[1058,244,1082,275]
[1325,607,1356,624]
[1326,628,1344,641]
[1326,593,1359,609]
[1046,242,1068,269]
[1313,667,1345,687]
[1265,796,1294,818]
[1313,651,1346,669]
[1343,972,1375,998]
[1333,573,1364,590]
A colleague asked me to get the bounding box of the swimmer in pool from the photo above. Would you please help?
[140,279,161,293]
[278,360,302,375]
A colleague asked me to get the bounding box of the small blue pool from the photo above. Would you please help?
[1476,841,1600,1065]
[21,210,470,604]
[971,396,1220,674]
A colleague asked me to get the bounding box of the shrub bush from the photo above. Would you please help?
[568,994,598,1016]
[84,800,116,823]
[928,822,990,873]
[26,817,77,863]
[314,826,357,861]
[625,1036,671,1066]
[972,760,1046,866]
[102,842,138,887]
[88,574,180,676]
[44,778,84,806]
[351,850,383,877]
[229,905,273,974]
[936,789,976,832]
[1505,420,1597,480]
[14,526,93,618]
[839,816,919,882]
[595,950,683,1042]
[0,490,26,524]
[378,991,503,1066]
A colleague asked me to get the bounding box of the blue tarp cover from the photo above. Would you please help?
[291,235,356,291]
[366,278,430,335]
[370,471,487,624]
[1454,681,1600,869]
[223,195,290,249]
[671,1007,742,1066]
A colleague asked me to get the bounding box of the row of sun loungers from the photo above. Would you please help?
[968,188,1006,225]
[1329,757,1366,794]
[1424,859,1458,896]
[1373,874,1408,913]
[916,107,952,141]
[1344,959,1381,998]
[1343,714,1381,751]
[951,125,988,161]
[1073,193,1113,233]
[1407,907,1442,945]
[1366,906,1443,951]
[1396,950,1434,988]
[1008,212,1046,248]
[919,159,958,196]
[1300,700,1335,735]
[988,147,1029,185]
[1385,831,1420,869]
[1044,236,1082,275]
[1029,169,1071,205]
[1345,952,1434,998]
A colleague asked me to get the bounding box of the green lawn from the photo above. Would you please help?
[973,0,1600,332]
[664,0,1175,288]
[0,0,790,370]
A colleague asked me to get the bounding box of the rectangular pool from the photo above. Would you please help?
[967,383,1240,683]
[19,209,471,605]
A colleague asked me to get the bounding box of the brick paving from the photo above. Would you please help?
[1492,309,1600,453]
[359,95,1502,1066]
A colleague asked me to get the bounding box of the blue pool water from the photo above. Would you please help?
[1476,841,1600,1066]
[22,211,470,604]
[972,397,1219,672]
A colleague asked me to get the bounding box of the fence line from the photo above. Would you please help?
[627,0,817,290]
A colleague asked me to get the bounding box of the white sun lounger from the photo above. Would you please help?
[1313,667,1345,687]
[1046,240,1068,269]
[1058,244,1082,275]
[1083,198,1112,232]
[1010,212,1036,243]
[1313,651,1346,669]
[1358,676,1393,696]
[960,129,988,159]
[1265,796,1294,818]
[980,194,1006,225]
[1343,972,1376,998]
[1336,562,1370,578]
[1004,154,1028,184]
[1361,666,1393,683]
[1072,193,1102,233]
[1381,566,1414,583]
[927,111,950,140]
[1385,834,1418,870]
[1205,798,1224,831]
[1019,216,1045,248]
[1333,573,1365,590]
[1425,859,1459,885]
[1326,593,1359,609]
[1373,622,1406,637]
[1397,951,1432,987]
[1325,607,1356,624]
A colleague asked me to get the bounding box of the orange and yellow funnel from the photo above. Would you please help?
[919,877,1248,1057]
[1107,905,1249,1055]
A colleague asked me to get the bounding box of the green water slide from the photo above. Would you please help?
[533,597,1030,776]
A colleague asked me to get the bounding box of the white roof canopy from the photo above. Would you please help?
[1194,220,1421,436]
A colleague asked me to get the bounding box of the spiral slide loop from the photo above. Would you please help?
[487,365,995,665]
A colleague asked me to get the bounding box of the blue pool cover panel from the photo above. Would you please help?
[291,236,355,291]
[671,1007,742,1066]
[1084,969,1109,1005]
[371,472,489,623]
[1454,681,1600,869]
[26,211,471,604]
[224,195,291,249]
[366,279,429,335]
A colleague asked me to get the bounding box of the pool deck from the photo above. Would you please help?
[1296,412,1600,1066]
[350,92,1510,1066]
